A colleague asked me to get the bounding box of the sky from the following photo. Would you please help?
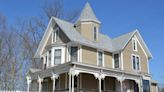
[0,0,164,84]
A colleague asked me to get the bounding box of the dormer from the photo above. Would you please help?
[75,2,101,42]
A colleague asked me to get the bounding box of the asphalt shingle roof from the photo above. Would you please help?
[53,17,135,52]
[76,2,100,23]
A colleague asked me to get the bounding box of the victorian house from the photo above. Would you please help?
[26,2,158,92]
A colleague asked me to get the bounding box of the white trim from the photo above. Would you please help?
[135,35,148,59]
[121,52,124,70]
[135,30,152,58]
[142,76,151,80]
[147,58,150,74]
[156,85,158,92]
[112,54,114,69]
[51,48,54,66]
[79,45,82,62]
[34,18,53,58]
[131,54,141,72]
[78,46,80,62]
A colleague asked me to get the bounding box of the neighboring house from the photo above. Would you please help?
[26,2,158,92]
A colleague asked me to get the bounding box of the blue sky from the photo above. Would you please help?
[0,0,164,83]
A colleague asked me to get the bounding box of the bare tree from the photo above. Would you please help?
[18,0,79,68]
[0,0,79,90]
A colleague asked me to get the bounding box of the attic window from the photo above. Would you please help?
[132,38,137,51]
[93,27,98,41]
[53,28,60,42]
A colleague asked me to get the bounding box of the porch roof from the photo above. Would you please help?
[27,61,151,81]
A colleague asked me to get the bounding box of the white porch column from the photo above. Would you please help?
[120,80,123,92]
[51,73,59,91]
[69,69,80,92]
[38,76,43,92]
[99,77,102,92]
[69,72,72,92]
[26,76,31,92]
[72,74,75,92]
[93,73,106,92]
[135,79,142,92]
[116,77,123,92]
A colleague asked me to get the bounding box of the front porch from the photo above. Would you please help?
[26,62,147,92]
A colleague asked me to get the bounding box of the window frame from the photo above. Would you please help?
[113,53,120,69]
[93,26,98,41]
[97,51,104,67]
[53,27,60,43]
[68,46,81,62]
[131,54,141,71]
[54,49,62,65]
[132,37,138,51]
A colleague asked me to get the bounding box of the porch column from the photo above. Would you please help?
[26,76,31,92]
[116,77,123,92]
[120,80,123,92]
[135,80,141,92]
[72,74,75,92]
[51,73,59,91]
[99,77,102,92]
[69,72,72,92]
[38,76,43,92]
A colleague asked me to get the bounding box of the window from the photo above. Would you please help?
[94,27,97,41]
[142,80,150,92]
[41,57,45,69]
[54,49,61,65]
[53,28,60,42]
[98,51,103,66]
[45,56,47,68]
[70,47,78,62]
[132,55,140,71]
[132,38,137,51]
[48,50,51,67]
[114,54,120,68]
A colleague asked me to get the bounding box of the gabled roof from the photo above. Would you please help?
[34,2,152,59]
[76,2,100,23]
[34,17,152,59]
[112,30,136,51]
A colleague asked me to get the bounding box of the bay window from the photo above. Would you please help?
[54,49,61,65]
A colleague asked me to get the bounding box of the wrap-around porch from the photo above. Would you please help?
[26,62,145,92]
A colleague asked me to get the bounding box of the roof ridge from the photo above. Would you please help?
[52,17,74,25]
[112,30,136,40]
